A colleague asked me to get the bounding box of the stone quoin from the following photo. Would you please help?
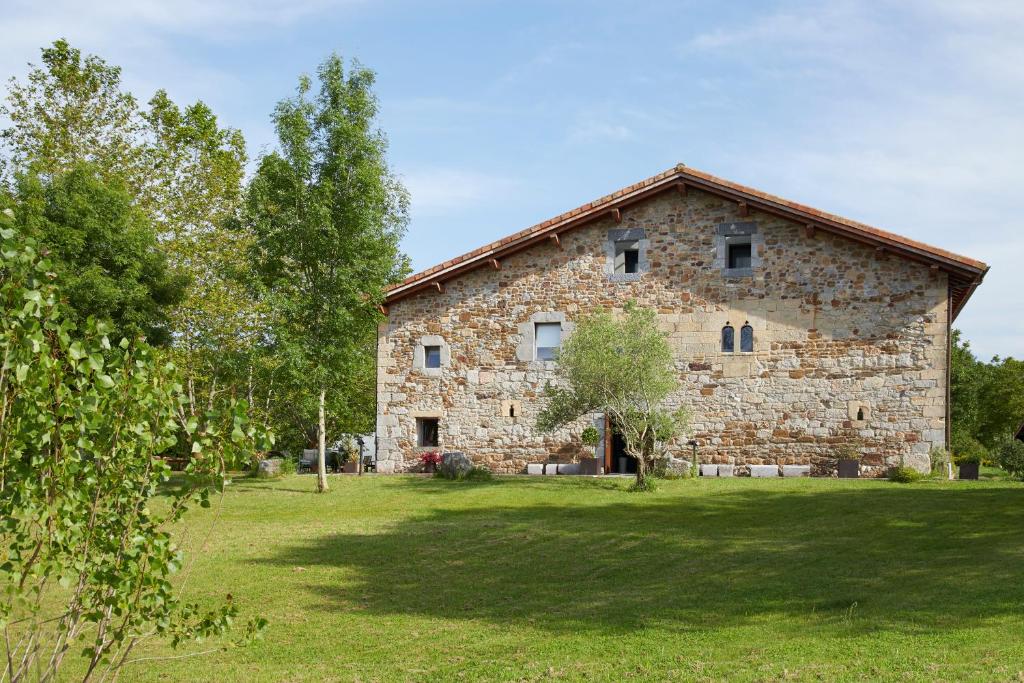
[374,165,988,476]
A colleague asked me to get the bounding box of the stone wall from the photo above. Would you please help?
[376,188,948,475]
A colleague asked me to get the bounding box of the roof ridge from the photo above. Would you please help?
[385,164,988,318]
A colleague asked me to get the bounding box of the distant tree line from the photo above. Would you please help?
[0,40,408,488]
[950,329,1024,461]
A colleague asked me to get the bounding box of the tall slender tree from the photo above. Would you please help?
[246,55,409,491]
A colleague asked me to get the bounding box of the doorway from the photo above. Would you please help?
[604,417,637,474]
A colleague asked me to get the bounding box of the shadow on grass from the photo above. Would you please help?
[258,481,1024,636]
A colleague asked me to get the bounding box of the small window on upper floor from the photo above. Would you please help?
[721,325,735,353]
[740,324,754,353]
[728,242,752,269]
[535,322,561,361]
[614,241,640,274]
[424,345,441,368]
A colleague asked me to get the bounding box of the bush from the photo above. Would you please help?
[436,465,493,482]
[929,447,951,473]
[997,440,1024,479]
[951,432,989,465]
[888,466,922,483]
[280,457,297,475]
[580,426,601,446]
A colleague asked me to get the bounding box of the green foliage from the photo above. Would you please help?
[580,426,601,447]
[835,442,862,462]
[888,466,923,483]
[996,440,1024,480]
[537,303,689,490]
[435,465,493,482]
[950,329,1024,451]
[929,447,950,474]
[4,162,185,344]
[0,222,269,680]
[245,54,409,489]
[951,431,989,465]
[955,450,982,465]
[628,476,658,492]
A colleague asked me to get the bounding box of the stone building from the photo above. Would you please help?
[375,165,987,476]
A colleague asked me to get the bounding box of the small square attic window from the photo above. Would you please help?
[424,345,441,368]
[614,241,640,274]
[728,242,752,269]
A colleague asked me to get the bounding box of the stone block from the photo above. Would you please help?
[749,465,779,478]
[256,458,281,478]
[782,465,811,477]
[526,463,544,475]
[557,463,580,475]
[543,463,559,475]
[717,464,735,477]
[700,464,719,477]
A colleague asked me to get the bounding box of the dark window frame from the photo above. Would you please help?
[721,325,735,353]
[424,345,441,368]
[416,417,439,448]
[727,242,752,270]
[740,324,754,353]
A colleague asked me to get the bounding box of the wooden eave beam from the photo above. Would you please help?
[805,224,816,238]
[385,175,985,307]
[609,208,622,223]
[549,233,562,249]
[738,201,749,217]
[432,281,444,293]
[489,258,501,270]
[377,304,388,315]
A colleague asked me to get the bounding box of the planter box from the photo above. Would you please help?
[342,461,359,474]
[526,463,544,475]
[959,462,980,480]
[717,464,735,477]
[578,458,601,475]
[837,459,860,478]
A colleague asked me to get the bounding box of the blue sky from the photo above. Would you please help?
[2,0,1021,359]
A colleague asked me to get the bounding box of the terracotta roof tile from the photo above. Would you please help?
[386,164,987,318]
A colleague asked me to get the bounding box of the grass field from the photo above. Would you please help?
[101,472,1024,682]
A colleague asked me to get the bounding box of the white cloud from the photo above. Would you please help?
[401,168,519,216]
[679,1,1024,359]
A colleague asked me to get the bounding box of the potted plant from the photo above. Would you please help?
[578,426,602,475]
[420,451,442,474]
[836,443,861,478]
[957,452,981,480]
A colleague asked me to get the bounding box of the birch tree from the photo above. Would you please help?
[245,55,408,491]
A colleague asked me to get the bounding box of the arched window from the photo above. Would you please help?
[740,324,754,353]
[721,325,735,353]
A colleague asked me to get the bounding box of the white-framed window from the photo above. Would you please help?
[535,322,562,361]
[424,345,441,368]
[614,241,640,274]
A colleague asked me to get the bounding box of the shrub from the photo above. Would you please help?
[835,442,862,462]
[280,456,297,475]
[436,465,493,482]
[929,447,951,473]
[951,432,989,465]
[580,426,601,446]
[997,440,1024,480]
[888,466,922,483]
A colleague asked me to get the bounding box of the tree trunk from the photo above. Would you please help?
[317,388,329,493]
[635,456,647,489]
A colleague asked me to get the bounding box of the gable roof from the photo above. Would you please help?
[385,164,988,319]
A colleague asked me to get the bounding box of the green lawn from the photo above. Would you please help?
[105,473,1024,682]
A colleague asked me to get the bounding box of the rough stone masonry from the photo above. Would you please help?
[374,168,986,476]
